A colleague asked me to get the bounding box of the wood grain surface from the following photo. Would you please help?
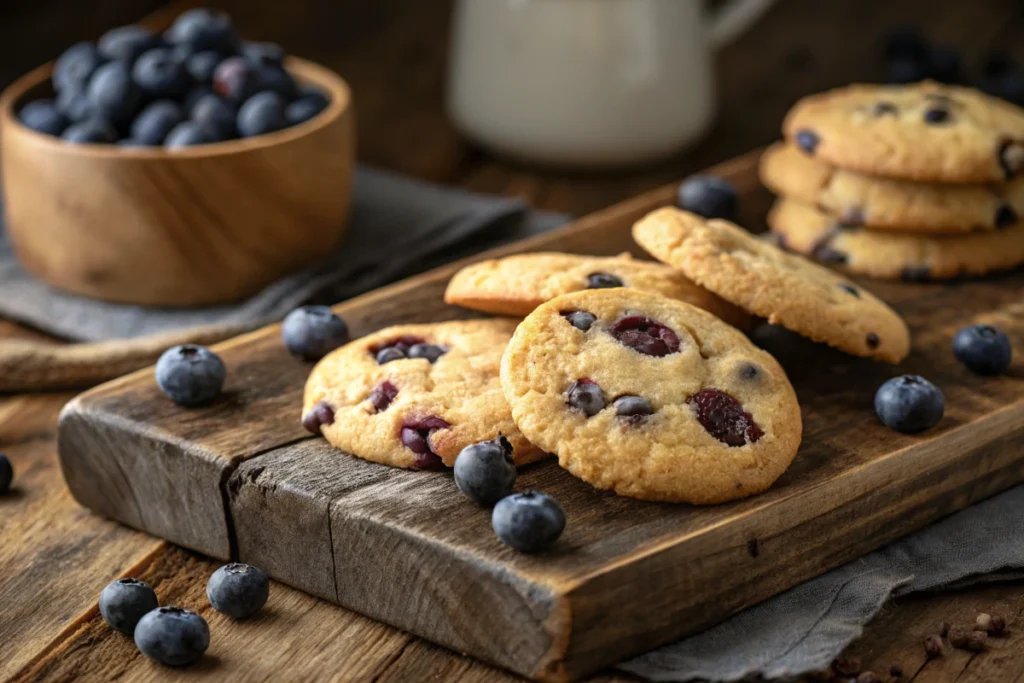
[57,151,1024,680]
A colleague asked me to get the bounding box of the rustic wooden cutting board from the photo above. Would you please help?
[56,150,1024,682]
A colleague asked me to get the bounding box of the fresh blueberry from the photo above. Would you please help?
[677,175,738,220]
[281,305,350,361]
[134,606,209,667]
[99,578,159,635]
[567,379,605,417]
[56,86,94,123]
[285,93,329,126]
[0,454,12,494]
[492,491,565,553]
[61,119,117,144]
[297,86,330,111]
[953,324,1012,376]
[237,91,287,137]
[407,343,446,363]
[53,42,105,91]
[98,26,162,64]
[130,100,185,145]
[165,121,218,148]
[190,93,236,139]
[213,56,261,104]
[183,85,214,111]
[155,345,226,406]
[133,48,192,99]
[561,310,596,331]
[376,347,406,364]
[166,8,239,53]
[874,375,945,434]
[243,41,285,67]
[206,562,269,619]
[255,66,298,101]
[185,51,222,83]
[19,100,67,136]
[454,436,516,506]
[87,61,143,127]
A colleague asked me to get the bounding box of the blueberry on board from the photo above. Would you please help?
[492,491,566,553]
[874,375,945,434]
[130,100,185,145]
[56,86,94,123]
[256,65,298,101]
[133,48,192,99]
[185,50,222,83]
[281,305,350,361]
[454,436,517,506]
[99,578,159,635]
[53,42,105,92]
[0,453,12,494]
[155,345,226,406]
[213,56,261,104]
[243,41,285,67]
[134,607,209,666]
[98,25,162,64]
[61,119,118,144]
[285,91,329,125]
[164,121,218,148]
[953,324,1013,376]
[87,61,143,127]
[166,8,240,53]
[206,563,269,619]
[191,93,236,139]
[19,100,68,136]
[237,91,287,137]
[677,175,738,221]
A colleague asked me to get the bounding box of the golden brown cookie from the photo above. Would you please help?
[632,207,911,363]
[500,289,802,504]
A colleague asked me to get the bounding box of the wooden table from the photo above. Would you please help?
[3,1,1024,681]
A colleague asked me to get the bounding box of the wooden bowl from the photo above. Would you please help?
[0,57,354,307]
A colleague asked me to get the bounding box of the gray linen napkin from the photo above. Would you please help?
[0,166,567,341]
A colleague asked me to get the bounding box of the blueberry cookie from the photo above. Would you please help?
[783,81,1024,183]
[767,197,1024,281]
[500,289,802,504]
[302,319,544,470]
[444,252,750,329]
[760,142,1024,232]
[633,207,911,363]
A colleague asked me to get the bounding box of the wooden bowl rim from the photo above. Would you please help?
[0,55,352,158]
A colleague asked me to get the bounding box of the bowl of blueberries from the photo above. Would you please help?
[0,8,354,307]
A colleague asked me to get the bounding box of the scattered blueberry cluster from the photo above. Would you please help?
[17,8,331,147]
[98,562,268,667]
[883,28,1024,107]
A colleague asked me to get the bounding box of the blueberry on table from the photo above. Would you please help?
[185,50,222,83]
[87,61,143,127]
[213,56,261,104]
[237,91,287,137]
[53,42,105,92]
[285,91,330,126]
[0,453,12,494]
[281,305,350,361]
[134,607,209,666]
[18,100,68,136]
[190,94,236,139]
[953,324,1012,376]
[492,491,566,553]
[99,578,159,635]
[130,100,185,145]
[56,86,94,123]
[97,25,162,64]
[166,8,240,53]
[243,41,285,67]
[677,175,738,221]
[132,48,192,99]
[454,436,517,506]
[874,375,945,434]
[61,119,118,144]
[206,563,269,619]
[164,121,218,148]
[155,345,226,406]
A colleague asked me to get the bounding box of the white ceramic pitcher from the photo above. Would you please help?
[447,0,775,168]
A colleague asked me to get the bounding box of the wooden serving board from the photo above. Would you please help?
[57,150,1024,682]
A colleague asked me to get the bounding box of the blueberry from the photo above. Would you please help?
[190,94,236,139]
[134,606,209,667]
[0,453,12,494]
[133,48,191,99]
[87,61,143,127]
[285,93,329,126]
[561,310,596,331]
[407,343,446,363]
[255,66,298,101]
[61,119,117,144]
[99,578,159,635]
[297,86,330,111]
[237,91,287,137]
[887,58,929,84]
[953,324,1012,376]
[155,345,226,406]
[98,26,162,64]
[165,122,218,148]
[213,56,261,104]
[492,491,565,553]
[586,272,623,289]
[874,375,945,434]
[119,138,148,147]
[206,562,269,619]
[56,86,94,123]
[281,305,350,361]
[130,101,185,145]
[567,379,605,417]
[53,42,104,92]
[611,315,680,357]
[183,85,214,111]
[166,8,240,53]
[19,100,67,136]
[185,51,222,83]
[677,175,738,220]
[613,395,654,419]
[376,347,406,364]
[454,436,516,506]
[243,41,285,67]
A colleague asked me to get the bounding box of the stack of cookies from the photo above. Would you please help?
[760,81,1024,280]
